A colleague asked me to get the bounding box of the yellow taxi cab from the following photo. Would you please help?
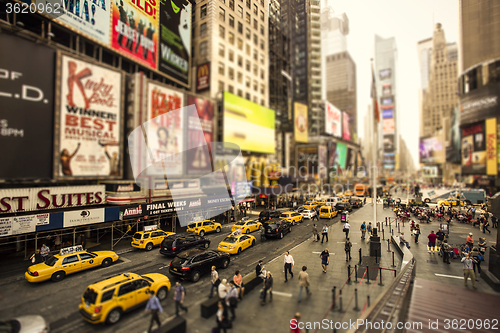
[279,211,303,225]
[187,220,222,236]
[25,246,119,283]
[218,231,256,255]
[319,206,337,219]
[131,228,175,251]
[437,198,466,206]
[303,202,319,210]
[231,220,262,234]
[79,272,171,325]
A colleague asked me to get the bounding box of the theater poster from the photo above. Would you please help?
[111,0,159,69]
[56,54,124,179]
[186,95,214,175]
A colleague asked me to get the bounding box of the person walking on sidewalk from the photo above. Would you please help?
[40,244,50,262]
[343,222,351,239]
[436,229,446,252]
[215,300,231,333]
[290,313,302,333]
[225,281,238,321]
[210,266,220,298]
[462,253,477,289]
[427,230,438,253]
[360,221,366,239]
[321,224,329,243]
[320,248,329,272]
[173,282,188,316]
[345,238,352,261]
[367,222,373,236]
[483,219,491,234]
[297,266,311,302]
[284,251,294,282]
[218,279,228,300]
[414,224,421,243]
[312,224,319,242]
[261,271,273,305]
[442,240,452,264]
[145,290,163,333]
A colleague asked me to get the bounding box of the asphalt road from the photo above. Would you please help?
[0,212,342,333]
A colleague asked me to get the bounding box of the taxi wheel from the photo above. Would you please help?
[51,271,65,282]
[101,258,112,267]
[246,229,250,234]
[191,271,201,282]
[237,247,242,254]
[156,287,168,301]
[146,243,154,251]
[222,259,230,269]
[200,230,205,237]
[106,308,122,325]
[251,240,256,246]
[216,227,221,233]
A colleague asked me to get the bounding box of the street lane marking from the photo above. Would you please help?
[271,291,293,297]
[434,273,463,279]
[312,252,322,254]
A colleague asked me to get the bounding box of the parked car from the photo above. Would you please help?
[349,198,363,209]
[159,233,210,256]
[258,210,283,222]
[169,249,230,282]
[262,218,292,239]
[0,315,49,333]
[335,202,353,212]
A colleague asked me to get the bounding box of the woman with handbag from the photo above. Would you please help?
[215,301,231,333]
[320,249,329,273]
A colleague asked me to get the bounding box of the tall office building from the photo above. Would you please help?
[374,35,397,172]
[309,0,322,137]
[191,0,269,106]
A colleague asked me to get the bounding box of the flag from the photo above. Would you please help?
[371,65,380,123]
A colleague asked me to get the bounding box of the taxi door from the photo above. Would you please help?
[248,221,257,232]
[61,255,82,275]
[240,235,251,250]
[79,252,98,271]
[116,282,137,311]
[134,279,151,305]
[203,221,215,233]
[152,231,165,246]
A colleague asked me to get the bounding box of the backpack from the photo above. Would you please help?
[345,242,351,251]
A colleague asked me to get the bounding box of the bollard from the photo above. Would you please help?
[398,222,400,233]
[366,267,370,284]
[338,290,343,312]
[402,219,405,227]
[385,217,388,226]
[379,267,384,286]
[387,238,391,252]
[389,217,391,224]
[332,286,337,309]
[382,227,385,240]
[355,265,358,282]
[358,248,362,265]
[367,295,370,307]
[391,228,394,235]
[394,269,397,277]
[353,289,359,311]
[391,251,396,268]
[347,266,352,284]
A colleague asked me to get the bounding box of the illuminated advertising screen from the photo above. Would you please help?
[382,109,393,119]
[335,143,347,170]
[383,118,395,134]
[297,146,318,176]
[461,121,486,175]
[422,166,438,178]
[384,134,395,153]
[379,68,392,80]
[186,95,214,175]
[294,102,308,143]
[342,112,351,141]
[382,84,392,97]
[446,106,461,164]
[223,92,275,154]
[325,101,341,137]
[328,141,337,170]
[419,136,444,164]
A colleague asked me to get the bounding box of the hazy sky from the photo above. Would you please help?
[325,0,459,170]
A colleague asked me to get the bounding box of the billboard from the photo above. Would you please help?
[318,145,327,178]
[294,102,308,143]
[335,143,347,170]
[0,34,55,180]
[382,84,392,97]
[325,101,341,137]
[196,63,210,92]
[383,153,395,169]
[328,141,337,170]
[459,83,500,125]
[145,82,184,175]
[342,111,351,141]
[111,0,159,69]
[0,214,51,237]
[158,0,192,86]
[422,166,439,178]
[186,95,214,174]
[56,54,124,179]
[297,146,318,176]
[223,92,275,154]
[446,106,461,163]
[64,208,105,227]
[461,121,486,174]
[383,118,395,134]
[381,97,393,106]
[419,136,443,164]
[379,68,392,80]
[383,134,395,153]
[486,118,497,176]
[382,109,393,119]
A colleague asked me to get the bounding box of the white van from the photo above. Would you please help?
[325,197,341,206]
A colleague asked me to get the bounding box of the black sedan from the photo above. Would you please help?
[169,249,230,282]
[349,198,363,208]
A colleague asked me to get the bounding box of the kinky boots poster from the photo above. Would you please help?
[56,54,124,179]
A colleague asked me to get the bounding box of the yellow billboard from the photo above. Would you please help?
[294,102,308,143]
[486,118,497,175]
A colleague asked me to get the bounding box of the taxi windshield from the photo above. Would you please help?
[133,233,142,239]
[235,222,245,225]
[45,255,58,267]
[321,209,329,213]
[222,236,238,243]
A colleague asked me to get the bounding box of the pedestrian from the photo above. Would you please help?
[210,266,220,298]
[215,300,231,333]
[436,229,446,252]
[343,221,351,239]
[492,215,498,228]
[81,233,86,248]
[218,279,228,300]
[145,290,163,333]
[261,271,273,305]
[173,282,188,316]
[40,244,50,262]
[414,224,420,243]
[367,222,373,235]
[233,270,245,299]
[462,253,477,289]
[483,219,491,234]
[442,240,451,264]
[360,221,366,239]
[470,247,483,276]
[478,237,487,254]
[284,251,294,282]
[290,313,302,333]
[313,210,319,221]
[225,281,238,321]
[29,250,42,265]
[76,233,82,246]
[321,224,328,243]
[466,232,474,248]
[345,238,352,261]
[320,248,329,272]
[363,197,366,205]
[427,230,437,253]
[297,266,311,302]
[312,224,319,242]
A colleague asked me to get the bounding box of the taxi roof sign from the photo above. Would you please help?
[60,245,84,256]
[144,225,158,232]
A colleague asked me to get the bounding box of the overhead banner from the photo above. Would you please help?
[63,208,105,227]
[196,63,210,92]
[342,111,351,141]
[159,0,192,86]
[145,82,184,175]
[461,121,486,175]
[111,0,159,69]
[486,118,497,176]
[57,54,123,179]
[186,95,214,175]
[0,214,50,237]
[0,34,55,180]
[294,102,308,143]
[325,101,341,137]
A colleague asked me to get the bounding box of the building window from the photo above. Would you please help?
[253,49,258,60]
[246,0,250,9]
[260,84,265,94]
[200,4,207,18]
[237,38,243,50]
[237,89,243,97]
[253,19,258,30]
[229,0,234,10]
[219,44,225,57]
[229,50,234,61]
[238,5,243,17]
[253,3,258,15]
[228,85,234,93]
[237,72,243,83]
[261,99,265,105]
[253,64,258,75]
[246,92,251,100]
[260,24,264,35]
[253,80,258,91]
[246,44,250,55]
[229,32,234,44]
[246,76,250,88]
[229,67,234,80]
[219,62,225,75]
[218,81,224,93]
[260,53,264,64]
[260,0,264,6]
[200,41,208,56]
[246,60,250,71]
[260,69,264,79]
[253,34,258,45]
[200,23,207,37]
[219,7,225,21]
[219,25,225,38]
[246,28,251,39]
[229,14,234,27]
[220,0,225,3]
[253,96,258,103]
[238,22,243,33]
[260,10,264,21]
[238,55,243,67]
[246,12,251,24]
[260,39,264,50]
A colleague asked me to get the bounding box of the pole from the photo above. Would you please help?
[379,267,384,286]
[391,251,396,267]
[332,286,337,309]
[347,266,352,284]
[371,57,378,233]
[111,222,114,251]
[353,289,359,311]
[358,248,362,265]
[387,239,391,252]
[355,265,358,282]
